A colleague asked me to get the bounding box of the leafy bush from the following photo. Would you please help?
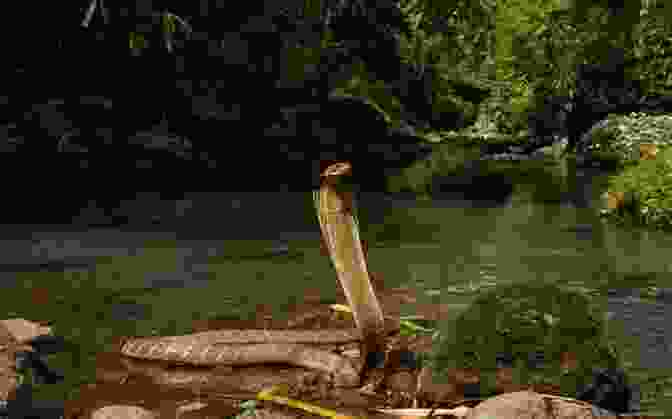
[429,282,621,397]
[595,112,672,229]
[603,145,672,230]
[587,113,672,162]
[331,60,406,126]
[631,2,672,95]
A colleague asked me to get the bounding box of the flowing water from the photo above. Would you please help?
[0,152,671,414]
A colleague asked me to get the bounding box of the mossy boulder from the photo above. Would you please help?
[429,282,621,397]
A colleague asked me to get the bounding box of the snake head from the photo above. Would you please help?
[321,162,352,178]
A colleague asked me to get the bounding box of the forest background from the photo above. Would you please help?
[1,0,672,176]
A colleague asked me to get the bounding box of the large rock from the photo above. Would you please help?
[464,391,603,419]
[0,319,54,404]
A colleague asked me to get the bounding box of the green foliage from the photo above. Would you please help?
[604,145,672,231]
[398,0,497,74]
[436,94,477,127]
[330,62,398,124]
[502,1,642,127]
[630,2,672,95]
[493,0,560,80]
[476,0,569,136]
[230,400,259,419]
[430,281,621,396]
[592,112,672,230]
[489,75,534,135]
[278,43,327,89]
[128,32,149,56]
[512,9,583,98]
[393,0,499,130]
[276,0,500,130]
[83,0,193,56]
[587,113,672,160]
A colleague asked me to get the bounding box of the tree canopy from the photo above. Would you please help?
[4,0,672,155]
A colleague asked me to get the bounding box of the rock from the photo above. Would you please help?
[0,319,60,403]
[329,388,373,408]
[464,391,598,419]
[0,319,51,344]
[91,405,156,419]
[385,370,417,393]
[175,401,208,418]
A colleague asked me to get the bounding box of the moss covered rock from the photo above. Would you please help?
[429,282,621,397]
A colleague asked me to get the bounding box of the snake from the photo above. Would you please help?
[119,162,386,387]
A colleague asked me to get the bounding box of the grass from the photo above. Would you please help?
[228,399,259,419]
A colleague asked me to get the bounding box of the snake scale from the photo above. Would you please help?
[119,162,385,385]
[119,329,365,386]
[120,328,363,365]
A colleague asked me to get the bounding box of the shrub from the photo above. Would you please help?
[602,144,672,230]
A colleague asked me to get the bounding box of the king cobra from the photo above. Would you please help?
[120,162,387,383]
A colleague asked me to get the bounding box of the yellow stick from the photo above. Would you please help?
[257,386,358,419]
[314,162,386,363]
